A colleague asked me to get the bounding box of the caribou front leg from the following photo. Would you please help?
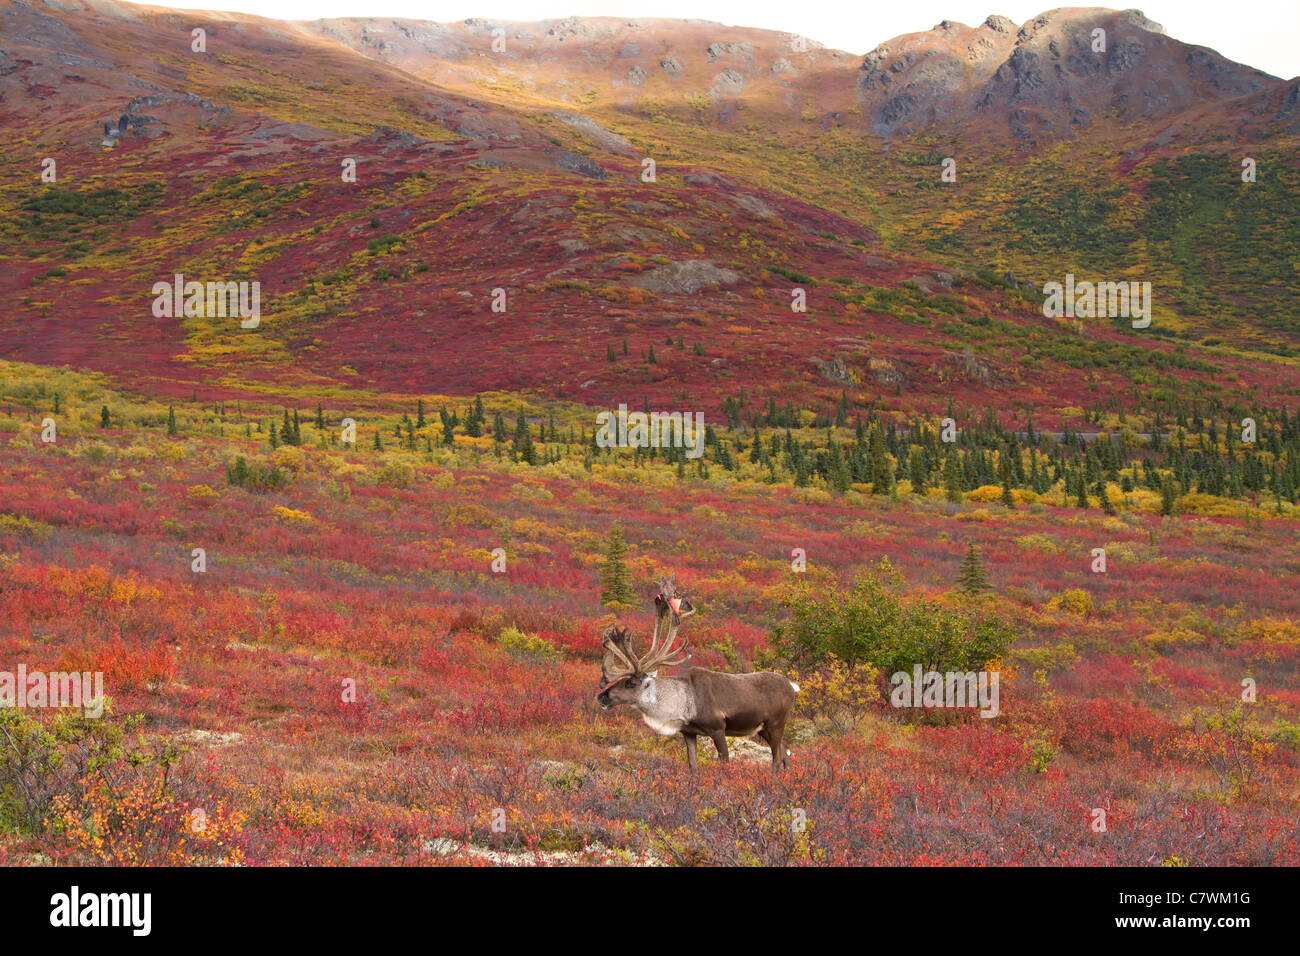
[682,731,698,770]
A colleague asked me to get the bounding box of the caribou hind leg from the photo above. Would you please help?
[711,731,729,762]
[760,722,789,774]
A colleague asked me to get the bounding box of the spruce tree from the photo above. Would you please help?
[599,527,635,608]
[1160,477,1176,516]
[958,544,989,595]
[943,453,963,503]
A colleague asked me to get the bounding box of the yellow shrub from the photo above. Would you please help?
[185,484,219,506]
[272,445,306,474]
[1047,588,1093,616]
[791,656,881,734]
[1236,618,1300,647]
[497,626,559,662]
[1175,494,1252,518]
[272,505,314,527]
[1143,628,1209,652]
[375,456,414,488]
[1015,533,1062,555]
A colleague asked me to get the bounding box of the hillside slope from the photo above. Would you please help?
[1,1,1298,423]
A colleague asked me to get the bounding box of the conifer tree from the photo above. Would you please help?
[943,452,963,503]
[958,544,989,595]
[599,527,634,608]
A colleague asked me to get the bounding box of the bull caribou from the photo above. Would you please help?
[597,577,799,774]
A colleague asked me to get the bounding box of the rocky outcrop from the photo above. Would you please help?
[629,260,740,294]
[548,149,607,178]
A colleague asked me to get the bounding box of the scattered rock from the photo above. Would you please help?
[659,56,683,76]
[183,729,244,747]
[422,838,663,867]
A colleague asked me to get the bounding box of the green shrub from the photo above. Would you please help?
[768,558,1013,675]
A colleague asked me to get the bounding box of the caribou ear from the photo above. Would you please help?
[676,598,695,617]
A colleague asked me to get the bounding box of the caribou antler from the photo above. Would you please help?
[602,579,696,684]
[638,628,692,673]
[641,579,694,673]
[600,625,640,683]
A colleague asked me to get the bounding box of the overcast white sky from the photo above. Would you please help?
[177,1,1297,78]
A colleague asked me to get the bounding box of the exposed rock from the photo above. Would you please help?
[682,170,724,186]
[422,837,663,867]
[731,193,775,219]
[549,149,606,178]
[706,41,753,64]
[1001,270,1038,294]
[949,348,996,386]
[368,125,421,146]
[552,110,632,151]
[710,68,744,97]
[624,65,648,87]
[629,260,740,294]
[869,357,906,388]
[815,355,857,386]
[659,56,683,76]
[183,729,244,747]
